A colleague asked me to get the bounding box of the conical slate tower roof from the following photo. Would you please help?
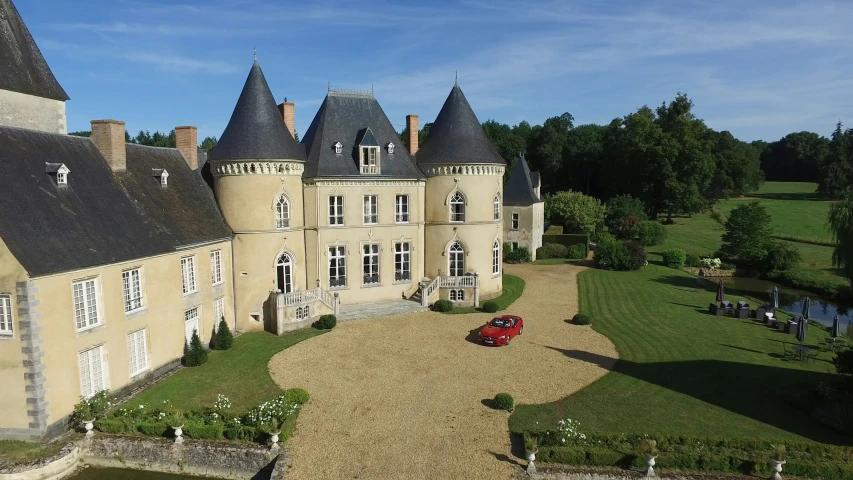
[209,61,305,161]
[504,154,541,205]
[0,0,69,101]
[416,84,504,165]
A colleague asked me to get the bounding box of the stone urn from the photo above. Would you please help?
[270,430,280,445]
[770,459,786,480]
[525,450,537,474]
[172,425,184,444]
[82,419,95,437]
[645,455,657,477]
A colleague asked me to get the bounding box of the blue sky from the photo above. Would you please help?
[19,0,853,142]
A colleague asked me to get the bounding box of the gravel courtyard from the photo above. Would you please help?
[268,263,618,479]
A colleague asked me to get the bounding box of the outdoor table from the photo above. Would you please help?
[791,345,811,361]
[825,338,845,351]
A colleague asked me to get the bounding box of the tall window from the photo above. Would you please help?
[184,307,200,344]
[395,195,409,223]
[329,246,347,288]
[122,268,143,313]
[181,256,197,295]
[361,147,379,174]
[493,240,501,275]
[276,253,294,294]
[78,345,105,399]
[210,250,223,285]
[57,171,67,185]
[275,194,291,229]
[363,244,379,285]
[395,242,411,282]
[511,213,519,230]
[213,297,225,328]
[329,196,344,226]
[449,192,465,222]
[448,242,465,276]
[363,195,378,224]
[73,278,101,331]
[494,194,501,221]
[126,329,148,377]
[0,294,12,336]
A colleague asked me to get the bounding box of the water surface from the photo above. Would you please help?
[68,467,211,480]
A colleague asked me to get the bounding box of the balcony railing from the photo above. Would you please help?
[439,275,479,288]
[360,165,379,174]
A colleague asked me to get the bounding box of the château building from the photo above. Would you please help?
[0,0,543,440]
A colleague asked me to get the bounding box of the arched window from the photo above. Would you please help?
[493,240,500,275]
[276,253,294,294]
[449,192,465,222]
[493,194,500,221]
[448,242,465,276]
[275,194,290,229]
[449,289,465,301]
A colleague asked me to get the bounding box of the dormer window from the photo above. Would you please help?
[356,127,380,174]
[334,142,343,154]
[152,169,169,187]
[45,163,70,186]
[387,142,395,154]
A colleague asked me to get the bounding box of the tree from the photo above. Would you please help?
[760,132,828,182]
[605,195,648,239]
[184,330,208,367]
[828,192,853,284]
[818,122,852,199]
[546,190,605,236]
[706,130,763,202]
[482,120,527,182]
[212,318,233,350]
[720,201,773,266]
[200,136,218,150]
[528,112,573,190]
[563,124,605,195]
[400,123,431,152]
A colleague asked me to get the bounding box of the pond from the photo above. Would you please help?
[714,276,853,333]
[68,467,212,480]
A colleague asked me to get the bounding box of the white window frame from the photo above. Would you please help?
[387,142,395,154]
[296,305,310,320]
[181,256,197,295]
[184,306,201,344]
[448,242,465,277]
[329,245,347,289]
[450,289,465,302]
[213,297,225,328]
[78,345,107,399]
[210,250,223,286]
[73,277,102,332]
[275,194,291,229]
[394,242,411,283]
[334,142,343,154]
[363,195,378,225]
[493,240,501,275]
[160,171,169,187]
[0,294,13,337]
[511,213,519,230]
[122,268,144,314]
[395,194,409,223]
[57,171,67,185]
[329,195,345,226]
[362,244,380,286]
[361,146,379,174]
[126,328,149,377]
[449,192,465,222]
[494,194,501,221]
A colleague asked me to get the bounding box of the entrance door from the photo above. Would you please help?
[276,253,294,293]
[184,307,200,344]
[448,242,465,276]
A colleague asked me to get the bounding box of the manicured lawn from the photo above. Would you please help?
[126,329,323,412]
[445,274,525,314]
[510,264,850,444]
[0,440,63,465]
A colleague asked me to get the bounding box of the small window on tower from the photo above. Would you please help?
[152,169,169,187]
[334,142,343,154]
[45,163,70,186]
[387,142,395,154]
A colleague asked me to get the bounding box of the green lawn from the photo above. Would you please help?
[126,329,323,412]
[445,274,525,314]
[510,264,849,444]
[0,440,63,465]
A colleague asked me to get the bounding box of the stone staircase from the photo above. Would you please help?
[336,299,428,322]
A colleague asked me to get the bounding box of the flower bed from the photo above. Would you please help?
[89,388,309,445]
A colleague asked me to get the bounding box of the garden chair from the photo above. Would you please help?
[805,349,819,364]
[781,343,795,361]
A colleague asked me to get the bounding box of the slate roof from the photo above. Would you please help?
[416,85,504,166]
[209,61,305,162]
[503,155,542,205]
[0,126,230,277]
[355,128,379,147]
[301,91,425,179]
[0,0,69,101]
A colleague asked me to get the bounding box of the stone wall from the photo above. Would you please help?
[528,468,706,480]
[0,89,66,134]
[0,443,78,480]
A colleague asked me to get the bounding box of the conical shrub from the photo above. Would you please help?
[184,330,208,367]
[213,318,234,350]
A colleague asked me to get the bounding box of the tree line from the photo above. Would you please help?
[69,129,218,150]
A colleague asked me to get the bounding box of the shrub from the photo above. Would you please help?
[314,314,337,330]
[433,299,454,312]
[482,301,499,313]
[572,314,591,325]
[284,388,310,405]
[624,241,647,270]
[136,422,169,437]
[662,248,687,268]
[636,220,667,246]
[73,390,111,422]
[183,422,224,440]
[605,195,648,239]
[212,318,234,350]
[502,242,513,261]
[494,393,514,411]
[184,330,208,367]
[94,418,128,434]
[719,261,737,270]
[224,425,259,442]
[685,254,701,267]
[763,241,801,272]
[594,234,629,271]
[834,347,853,375]
[548,190,606,236]
[537,243,569,259]
[566,244,587,259]
[505,247,531,264]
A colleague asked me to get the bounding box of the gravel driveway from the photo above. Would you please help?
[268,263,618,479]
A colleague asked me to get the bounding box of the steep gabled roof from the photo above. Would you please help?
[416,84,504,166]
[0,0,69,101]
[209,61,305,162]
[355,128,379,147]
[301,91,425,179]
[504,155,541,205]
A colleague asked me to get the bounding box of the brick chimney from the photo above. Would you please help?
[278,100,296,139]
[175,126,198,170]
[406,114,418,155]
[90,120,126,172]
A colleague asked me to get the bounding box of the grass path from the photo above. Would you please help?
[510,264,848,444]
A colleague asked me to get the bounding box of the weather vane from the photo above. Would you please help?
[253,47,257,61]
[455,70,458,86]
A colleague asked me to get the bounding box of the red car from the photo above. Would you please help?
[478,315,524,346]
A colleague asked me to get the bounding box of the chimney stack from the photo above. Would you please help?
[281,100,296,139]
[406,114,418,155]
[90,120,126,172]
[175,126,198,170]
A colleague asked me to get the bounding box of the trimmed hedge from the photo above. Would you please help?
[567,244,587,259]
[482,301,499,313]
[314,314,337,330]
[94,418,129,434]
[504,247,531,264]
[433,299,453,312]
[284,388,310,405]
[662,248,687,268]
[572,314,591,325]
[137,422,170,437]
[183,422,224,440]
[542,234,589,249]
[536,243,569,259]
[224,425,259,442]
[494,393,515,411]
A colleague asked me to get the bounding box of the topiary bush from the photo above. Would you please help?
[183,422,224,440]
[136,422,170,437]
[662,248,687,268]
[482,301,499,313]
[284,388,310,405]
[636,220,667,246]
[184,330,208,367]
[494,393,515,411]
[572,314,591,325]
[685,254,701,267]
[566,244,587,259]
[433,299,454,312]
[505,246,531,264]
[594,234,645,271]
[212,318,234,350]
[314,314,337,330]
[537,243,569,259]
[94,418,128,434]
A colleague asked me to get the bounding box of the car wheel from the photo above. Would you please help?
[519,326,524,335]
[506,335,512,345]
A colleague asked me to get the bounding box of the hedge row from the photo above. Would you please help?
[762,269,851,301]
[541,234,589,249]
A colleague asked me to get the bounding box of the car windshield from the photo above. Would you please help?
[488,318,511,328]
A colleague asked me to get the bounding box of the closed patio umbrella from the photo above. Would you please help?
[831,314,841,338]
[796,315,807,343]
[801,297,811,321]
[772,287,779,309]
[716,279,725,303]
